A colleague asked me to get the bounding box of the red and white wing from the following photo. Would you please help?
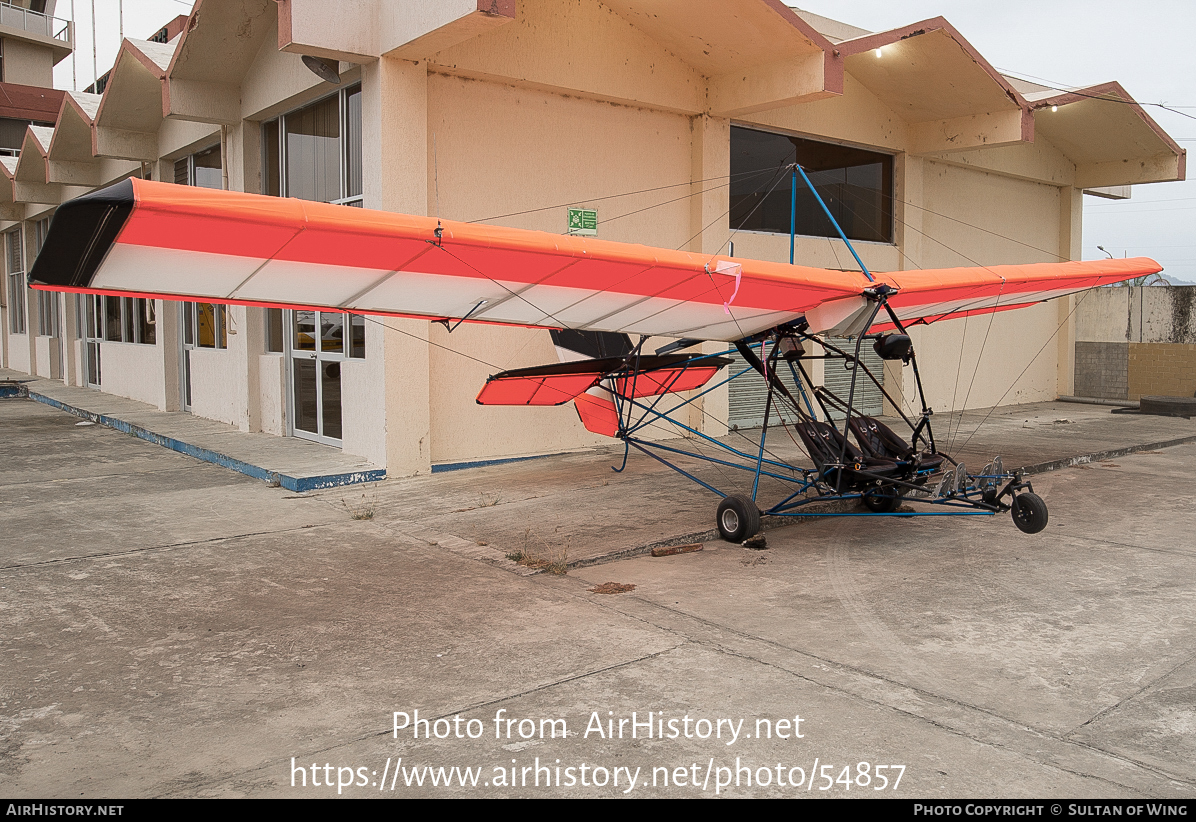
[30,178,1162,340]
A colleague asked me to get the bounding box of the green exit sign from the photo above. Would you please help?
[567,207,598,236]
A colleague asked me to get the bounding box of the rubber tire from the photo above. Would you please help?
[862,487,901,514]
[1011,492,1048,534]
[717,494,762,543]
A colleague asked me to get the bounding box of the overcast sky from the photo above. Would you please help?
[51,0,1196,282]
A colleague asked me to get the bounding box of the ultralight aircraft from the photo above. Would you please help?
[27,172,1162,542]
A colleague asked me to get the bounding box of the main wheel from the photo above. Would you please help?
[862,487,901,514]
[716,494,761,543]
[1011,492,1048,534]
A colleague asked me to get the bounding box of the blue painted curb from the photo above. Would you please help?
[432,453,553,473]
[26,390,385,492]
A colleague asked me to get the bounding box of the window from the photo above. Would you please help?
[730,126,893,244]
[265,307,285,353]
[83,295,156,345]
[182,301,225,350]
[32,217,60,337]
[173,144,222,189]
[263,84,362,206]
[6,228,25,334]
[170,145,224,353]
[262,86,366,360]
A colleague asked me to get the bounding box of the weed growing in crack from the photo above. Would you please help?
[341,486,378,520]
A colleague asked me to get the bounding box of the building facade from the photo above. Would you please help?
[0,0,1185,475]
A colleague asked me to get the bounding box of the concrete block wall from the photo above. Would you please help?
[1074,341,1128,399]
[1128,343,1196,400]
[1075,286,1196,400]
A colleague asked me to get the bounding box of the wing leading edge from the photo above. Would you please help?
[29,178,1161,340]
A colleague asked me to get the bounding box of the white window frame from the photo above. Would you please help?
[263,83,363,207]
[6,227,25,335]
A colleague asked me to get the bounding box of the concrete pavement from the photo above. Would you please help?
[2,394,1196,797]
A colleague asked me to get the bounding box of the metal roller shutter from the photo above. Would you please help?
[726,342,812,430]
[821,337,883,419]
[727,338,883,429]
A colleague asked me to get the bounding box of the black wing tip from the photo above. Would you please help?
[28,178,136,289]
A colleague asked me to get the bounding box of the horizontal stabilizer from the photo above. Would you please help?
[475,358,624,406]
[477,354,731,434]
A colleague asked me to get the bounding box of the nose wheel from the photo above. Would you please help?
[717,494,761,542]
[1011,492,1048,534]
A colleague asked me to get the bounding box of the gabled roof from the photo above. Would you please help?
[162,0,273,124]
[92,39,178,159]
[1028,81,1186,186]
[94,39,174,134]
[48,92,102,164]
[603,0,833,77]
[46,92,103,186]
[168,0,275,85]
[838,19,1024,124]
[15,126,53,183]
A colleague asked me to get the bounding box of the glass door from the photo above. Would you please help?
[180,302,195,410]
[82,295,102,387]
[288,309,344,445]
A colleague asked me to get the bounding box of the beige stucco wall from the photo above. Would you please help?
[897,160,1064,413]
[421,70,711,464]
[7,332,29,372]
[2,37,53,87]
[190,346,249,429]
[96,340,167,409]
[340,325,387,466]
[258,353,286,436]
[33,333,60,378]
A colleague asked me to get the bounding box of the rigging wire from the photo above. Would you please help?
[349,308,813,478]
[955,288,1095,455]
[333,144,1124,478]
[464,165,797,226]
[995,68,1196,123]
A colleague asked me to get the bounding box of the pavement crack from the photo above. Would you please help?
[0,523,344,572]
[542,574,1196,795]
[152,646,685,798]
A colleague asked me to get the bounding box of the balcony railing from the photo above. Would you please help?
[0,2,71,42]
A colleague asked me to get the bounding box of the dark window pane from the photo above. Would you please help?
[345,85,362,199]
[285,95,340,202]
[173,158,189,185]
[0,118,29,151]
[349,314,365,359]
[104,296,122,341]
[321,360,342,440]
[294,310,316,351]
[729,126,892,244]
[320,312,343,354]
[263,119,280,197]
[265,307,284,352]
[183,301,194,345]
[293,359,318,434]
[7,228,22,272]
[137,299,156,345]
[123,296,135,341]
[88,342,101,385]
